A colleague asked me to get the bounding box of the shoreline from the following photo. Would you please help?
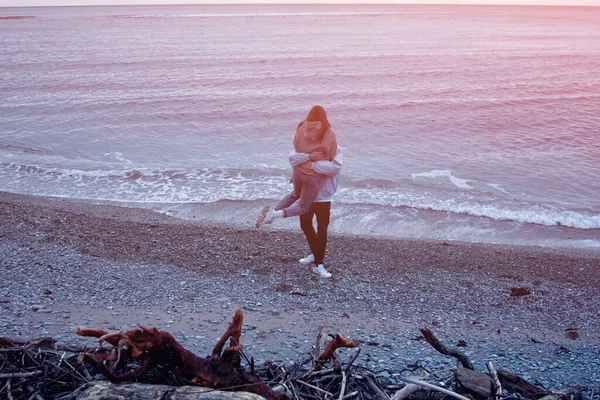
[3,190,600,252]
[1,191,599,390]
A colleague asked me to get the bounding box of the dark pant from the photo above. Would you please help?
[299,202,331,266]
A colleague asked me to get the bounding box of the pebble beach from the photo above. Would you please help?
[1,191,599,391]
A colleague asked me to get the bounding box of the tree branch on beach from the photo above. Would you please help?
[0,314,596,400]
[76,310,288,400]
[75,310,364,400]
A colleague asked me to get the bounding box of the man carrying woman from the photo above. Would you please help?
[289,145,342,278]
[256,105,342,278]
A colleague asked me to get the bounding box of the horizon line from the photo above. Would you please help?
[2,1,600,7]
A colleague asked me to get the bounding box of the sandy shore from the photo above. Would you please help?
[1,191,599,390]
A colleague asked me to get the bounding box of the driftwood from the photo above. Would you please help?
[487,361,503,399]
[413,328,600,400]
[391,382,422,400]
[0,337,100,400]
[497,367,551,398]
[317,333,359,368]
[75,310,361,400]
[399,376,473,400]
[76,309,287,400]
[538,386,585,400]
[455,366,494,397]
[1,319,597,400]
[71,381,268,399]
[420,327,474,369]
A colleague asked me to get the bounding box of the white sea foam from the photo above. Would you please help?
[412,170,472,189]
[2,161,598,231]
[103,152,132,164]
[338,187,600,229]
[487,183,512,195]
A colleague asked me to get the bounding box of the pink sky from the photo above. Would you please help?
[1,0,600,6]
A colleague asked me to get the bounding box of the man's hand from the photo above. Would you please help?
[309,150,327,161]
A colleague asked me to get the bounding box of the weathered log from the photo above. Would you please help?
[455,366,494,398]
[70,381,268,399]
[399,376,473,400]
[538,386,583,400]
[420,328,474,370]
[399,391,454,400]
[487,361,502,398]
[497,368,550,398]
[77,310,288,400]
[391,383,422,400]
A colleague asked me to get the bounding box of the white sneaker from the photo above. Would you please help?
[299,254,315,264]
[256,205,280,228]
[312,264,332,279]
[263,207,277,225]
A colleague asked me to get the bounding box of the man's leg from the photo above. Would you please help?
[312,202,331,266]
[300,204,318,258]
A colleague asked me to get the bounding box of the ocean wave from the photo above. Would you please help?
[337,186,600,230]
[0,163,272,182]
[473,94,600,110]
[0,163,292,203]
[94,11,409,20]
[412,170,472,189]
[0,16,36,20]
[0,163,132,179]
[1,162,598,230]
[0,144,43,155]
[424,202,600,230]
[97,14,161,19]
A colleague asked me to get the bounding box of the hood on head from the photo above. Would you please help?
[300,120,322,143]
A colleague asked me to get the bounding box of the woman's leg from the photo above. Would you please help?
[274,187,300,212]
[282,170,323,218]
[312,202,331,265]
[257,170,322,228]
[300,204,318,256]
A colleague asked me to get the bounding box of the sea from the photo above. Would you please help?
[1,4,599,249]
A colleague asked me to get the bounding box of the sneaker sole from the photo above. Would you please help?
[312,269,332,279]
[255,205,270,228]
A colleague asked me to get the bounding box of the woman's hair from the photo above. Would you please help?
[301,105,331,138]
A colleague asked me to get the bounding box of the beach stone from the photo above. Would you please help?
[2,192,600,391]
[74,381,267,399]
